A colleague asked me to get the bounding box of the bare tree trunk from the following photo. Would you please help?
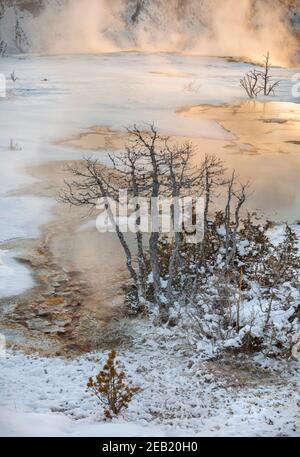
[167,199,181,304]
[131,171,147,300]
[150,194,166,320]
[236,268,243,333]
[262,52,270,96]
[143,126,166,321]
[94,180,140,295]
[227,183,248,267]
[225,172,235,269]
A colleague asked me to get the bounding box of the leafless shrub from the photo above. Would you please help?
[10,71,17,83]
[9,139,22,151]
[240,52,280,99]
[240,68,262,99]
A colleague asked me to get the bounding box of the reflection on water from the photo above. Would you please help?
[180,101,300,223]
[63,101,300,223]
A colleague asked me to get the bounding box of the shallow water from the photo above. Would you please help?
[0,53,299,296]
[64,101,300,222]
[180,101,300,222]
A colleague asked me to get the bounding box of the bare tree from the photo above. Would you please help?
[199,154,226,261]
[9,139,22,151]
[61,125,201,323]
[224,178,250,268]
[60,158,141,297]
[163,141,201,304]
[258,52,280,96]
[202,156,225,236]
[240,53,280,99]
[187,155,226,300]
[224,171,236,264]
[240,69,262,99]
[108,137,150,300]
[10,70,17,83]
[61,125,251,325]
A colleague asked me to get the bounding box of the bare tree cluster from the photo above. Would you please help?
[61,125,250,324]
[240,68,262,99]
[61,125,203,323]
[61,125,300,357]
[240,52,280,99]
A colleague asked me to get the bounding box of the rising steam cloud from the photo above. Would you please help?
[1,0,299,66]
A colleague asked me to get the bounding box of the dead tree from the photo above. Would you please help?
[185,154,226,299]
[163,141,202,304]
[10,71,17,83]
[108,140,150,301]
[258,52,280,96]
[240,53,280,99]
[200,154,226,259]
[224,179,250,268]
[123,125,167,320]
[240,69,262,99]
[61,125,201,323]
[224,171,235,265]
[60,158,142,297]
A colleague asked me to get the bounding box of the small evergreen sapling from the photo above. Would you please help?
[87,350,140,419]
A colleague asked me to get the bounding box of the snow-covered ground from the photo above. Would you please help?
[0,320,299,437]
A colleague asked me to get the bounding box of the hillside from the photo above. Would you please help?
[0,1,299,63]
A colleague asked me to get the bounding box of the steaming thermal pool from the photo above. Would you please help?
[0,52,299,299]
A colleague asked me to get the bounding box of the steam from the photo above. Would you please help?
[193,0,299,66]
[2,0,299,66]
[21,0,122,54]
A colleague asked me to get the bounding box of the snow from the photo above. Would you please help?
[0,320,299,437]
[268,224,300,248]
[0,411,169,438]
[0,250,34,298]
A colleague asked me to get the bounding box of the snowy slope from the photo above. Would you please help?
[0,1,299,64]
[0,319,299,437]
